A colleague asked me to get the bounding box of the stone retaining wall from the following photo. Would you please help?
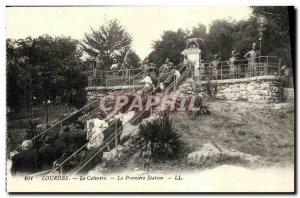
[178,76,285,103]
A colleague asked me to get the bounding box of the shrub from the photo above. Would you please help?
[187,95,211,116]
[138,113,181,160]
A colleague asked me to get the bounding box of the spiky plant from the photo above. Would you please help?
[138,113,180,160]
[188,95,211,116]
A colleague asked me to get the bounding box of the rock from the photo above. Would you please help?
[223,88,232,94]
[187,143,260,166]
[260,90,269,96]
[271,103,291,110]
[260,82,270,90]
[239,84,246,91]
[187,143,221,165]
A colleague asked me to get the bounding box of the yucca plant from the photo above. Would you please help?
[138,113,180,160]
[188,95,211,116]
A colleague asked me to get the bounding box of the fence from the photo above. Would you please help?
[198,56,283,81]
[88,68,147,87]
[43,64,189,176]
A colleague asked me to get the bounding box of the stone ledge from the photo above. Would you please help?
[196,75,280,84]
[86,84,144,91]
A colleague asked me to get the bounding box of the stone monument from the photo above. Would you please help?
[181,42,201,77]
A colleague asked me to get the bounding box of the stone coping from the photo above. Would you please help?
[196,75,280,84]
[86,84,144,91]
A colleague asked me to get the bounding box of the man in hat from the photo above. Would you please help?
[244,43,260,77]
[161,58,174,70]
[209,54,221,80]
[11,140,37,176]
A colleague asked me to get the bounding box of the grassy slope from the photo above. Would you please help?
[170,100,294,167]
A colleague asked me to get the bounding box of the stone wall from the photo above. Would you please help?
[178,76,285,103]
[214,80,283,102]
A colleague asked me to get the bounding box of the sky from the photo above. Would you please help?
[6,6,252,59]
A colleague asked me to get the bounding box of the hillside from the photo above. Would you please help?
[170,100,294,168]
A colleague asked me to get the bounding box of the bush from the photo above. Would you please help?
[138,113,181,160]
[187,95,211,116]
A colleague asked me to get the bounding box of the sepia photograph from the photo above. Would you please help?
[5,5,295,193]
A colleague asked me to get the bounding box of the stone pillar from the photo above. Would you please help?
[181,48,201,77]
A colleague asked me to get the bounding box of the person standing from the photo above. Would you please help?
[244,43,260,77]
[229,50,239,79]
[209,54,221,80]
[11,140,37,176]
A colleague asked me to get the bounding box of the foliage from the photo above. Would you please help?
[82,18,135,69]
[187,95,211,116]
[23,120,38,140]
[148,7,292,67]
[148,29,187,68]
[6,35,87,114]
[114,48,141,69]
[138,113,181,160]
[251,6,292,66]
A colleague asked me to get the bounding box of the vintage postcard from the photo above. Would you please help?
[5,6,295,193]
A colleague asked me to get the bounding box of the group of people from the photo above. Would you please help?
[139,58,182,94]
[188,42,262,80]
[10,121,87,176]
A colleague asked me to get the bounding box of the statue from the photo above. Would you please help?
[185,38,203,49]
[228,50,239,79]
[244,43,260,77]
[208,54,221,80]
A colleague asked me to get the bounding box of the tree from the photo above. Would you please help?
[190,23,207,39]
[7,35,87,122]
[251,6,292,66]
[113,48,141,68]
[148,29,187,67]
[82,19,133,70]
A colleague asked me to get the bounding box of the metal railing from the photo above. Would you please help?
[7,98,103,154]
[198,56,283,81]
[88,68,147,87]
[47,65,189,176]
